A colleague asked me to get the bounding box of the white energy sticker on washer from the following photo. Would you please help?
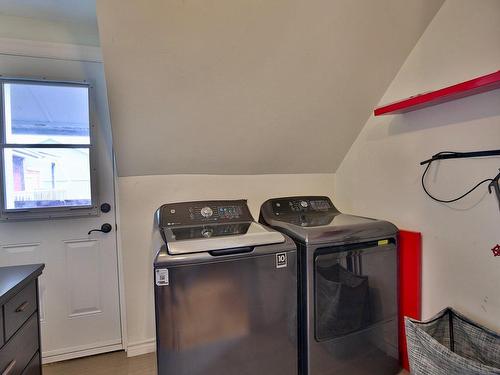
[276,252,288,268]
[156,268,169,286]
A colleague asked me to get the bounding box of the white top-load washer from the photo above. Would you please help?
[154,199,298,375]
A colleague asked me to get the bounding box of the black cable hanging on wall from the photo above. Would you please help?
[420,149,500,210]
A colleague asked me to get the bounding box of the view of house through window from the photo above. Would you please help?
[1,81,93,211]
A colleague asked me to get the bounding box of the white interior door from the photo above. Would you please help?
[0,52,122,363]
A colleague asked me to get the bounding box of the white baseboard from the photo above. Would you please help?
[126,339,156,357]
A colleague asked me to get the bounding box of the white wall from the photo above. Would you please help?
[96,0,443,176]
[117,173,335,353]
[335,0,500,331]
[0,14,99,47]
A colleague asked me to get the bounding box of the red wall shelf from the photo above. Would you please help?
[374,70,500,116]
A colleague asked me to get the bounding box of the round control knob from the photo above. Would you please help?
[300,201,308,208]
[200,206,213,218]
[201,228,213,238]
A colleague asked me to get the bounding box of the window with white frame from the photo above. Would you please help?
[0,80,95,217]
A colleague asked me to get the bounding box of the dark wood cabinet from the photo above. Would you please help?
[0,265,44,375]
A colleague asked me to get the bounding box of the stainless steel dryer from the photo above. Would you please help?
[154,200,298,375]
[259,196,400,375]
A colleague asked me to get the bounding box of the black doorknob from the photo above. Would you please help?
[88,223,113,235]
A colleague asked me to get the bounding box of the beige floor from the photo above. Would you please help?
[43,351,409,374]
[43,351,156,375]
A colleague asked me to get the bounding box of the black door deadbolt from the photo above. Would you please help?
[100,203,112,213]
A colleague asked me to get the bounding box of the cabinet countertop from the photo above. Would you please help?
[0,264,45,305]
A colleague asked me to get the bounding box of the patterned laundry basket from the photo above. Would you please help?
[405,308,500,375]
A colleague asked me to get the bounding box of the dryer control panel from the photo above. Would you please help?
[271,197,337,216]
[260,196,340,227]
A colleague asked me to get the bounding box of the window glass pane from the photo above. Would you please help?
[3,83,90,145]
[3,148,92,210]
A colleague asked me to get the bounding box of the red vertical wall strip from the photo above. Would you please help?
[398,230,422,371]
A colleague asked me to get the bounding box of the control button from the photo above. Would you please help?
[300,201,308,208]
[201,228,213,238]
[300,214,307,226]
[201,206,213,218]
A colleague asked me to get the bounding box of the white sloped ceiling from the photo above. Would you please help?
[96,0,444,176]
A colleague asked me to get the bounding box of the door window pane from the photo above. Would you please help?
[3,148,91,210]
[3,83,90,145]
[1,80,95,216]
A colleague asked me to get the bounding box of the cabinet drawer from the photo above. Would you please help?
[0,314,39,375]
[4,282,37,341]
[21,353,40,375]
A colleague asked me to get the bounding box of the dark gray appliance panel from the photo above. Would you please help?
[312,242,399,375]
[155,253,297,375]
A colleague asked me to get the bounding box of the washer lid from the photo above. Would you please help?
[156,200,284,255]
[164,222,285,255]
[259,196,397,245]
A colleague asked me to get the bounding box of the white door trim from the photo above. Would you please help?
[126,339,156,358]
[0,37,102,63]
[113,155,129,352]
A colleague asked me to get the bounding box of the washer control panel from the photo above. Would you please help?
[157,200,254,227]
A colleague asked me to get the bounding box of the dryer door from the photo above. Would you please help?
[312,241,399,374]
